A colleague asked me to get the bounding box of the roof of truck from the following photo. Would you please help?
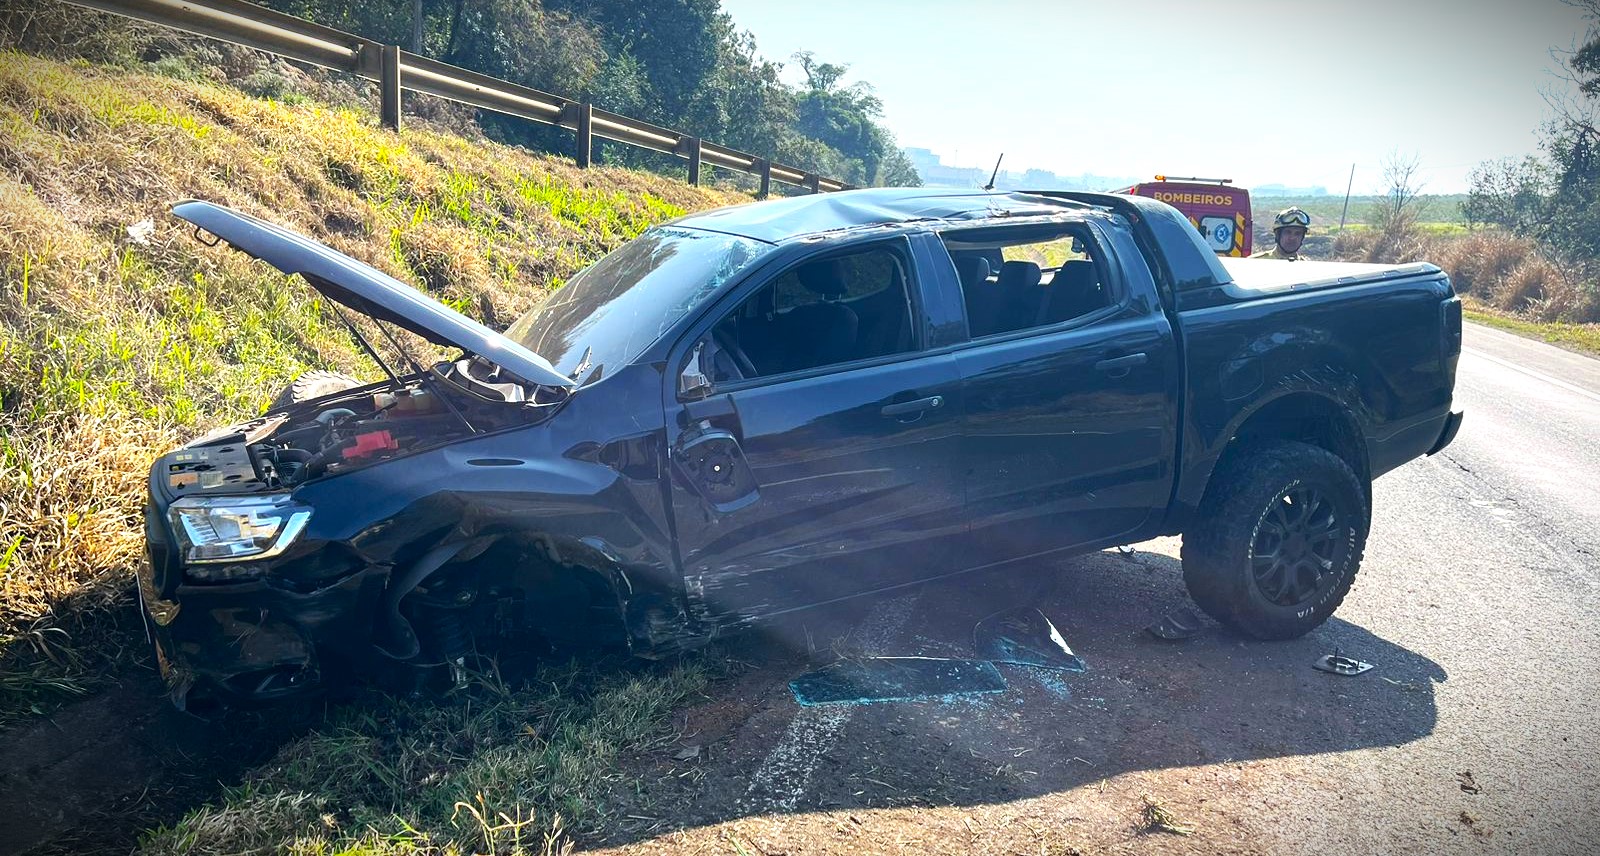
[669,187,1091,243]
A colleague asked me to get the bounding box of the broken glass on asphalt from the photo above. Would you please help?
[788,656,1008,706]
[973,607,1087,672]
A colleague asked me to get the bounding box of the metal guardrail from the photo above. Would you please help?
[62,0,853,196]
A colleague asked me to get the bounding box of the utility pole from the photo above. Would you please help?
[411,0,424,53]
[1338,163,1355,232]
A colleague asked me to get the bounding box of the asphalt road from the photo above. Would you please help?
[596,321,1600,855]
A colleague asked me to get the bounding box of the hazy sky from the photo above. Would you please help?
[720,0,1593,193]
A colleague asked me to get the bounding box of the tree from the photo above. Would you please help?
[1371,150,1429,236]
[1463,156,1549,232]
[1541,122,1600,263]
[543,0,726,127]
[1466,0,1599,269]
[700,29,795,158]
[789,51,917,186]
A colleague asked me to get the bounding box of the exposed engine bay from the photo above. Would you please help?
[162,358,565,496]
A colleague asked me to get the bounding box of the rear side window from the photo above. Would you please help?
[940,224,1113,338]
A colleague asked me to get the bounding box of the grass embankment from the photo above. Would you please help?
[0,49,742,848]
[1462,305,1600,358]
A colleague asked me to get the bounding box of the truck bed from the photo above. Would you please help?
[1217,258,1440,296]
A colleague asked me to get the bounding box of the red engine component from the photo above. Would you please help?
[343,430,399,460]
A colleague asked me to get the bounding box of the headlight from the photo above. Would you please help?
[168,495,312,567]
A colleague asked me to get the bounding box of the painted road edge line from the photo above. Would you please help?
[741,593,919,813]
[1463,347,1600,406]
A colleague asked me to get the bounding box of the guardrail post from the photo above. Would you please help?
[686,137,702,186]
[805,173,821,194]
[380,44,401,130]
[757,159,771,200]
[575,102,592,168]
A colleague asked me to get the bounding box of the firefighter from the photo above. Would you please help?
[1252,207,1311,260]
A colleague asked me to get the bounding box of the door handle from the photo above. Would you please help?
[880,395,944,418]
[1094,352,1149,373]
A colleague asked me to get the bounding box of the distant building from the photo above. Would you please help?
[1253,184,1330,197]
[900,146,1140,192]
[902,147,986,188]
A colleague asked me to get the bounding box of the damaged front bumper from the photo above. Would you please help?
[137,548,388,711]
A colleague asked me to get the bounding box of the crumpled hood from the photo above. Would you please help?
[171,200,574,392]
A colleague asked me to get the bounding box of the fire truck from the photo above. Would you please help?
[1116,175,1252,257]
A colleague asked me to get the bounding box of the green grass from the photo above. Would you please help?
[1253,193,1470,228]
[1329,221,1467,236]
[140,657,712,855]
[1464,303,1600,358]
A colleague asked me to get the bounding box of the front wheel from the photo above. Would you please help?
[1180,441,1369,640]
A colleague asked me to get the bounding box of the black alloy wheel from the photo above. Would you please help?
[1249,483,1347,608]
[1181,440,1369,641]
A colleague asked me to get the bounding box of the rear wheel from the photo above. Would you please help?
[269,370,363,410]
[1180,441,1368,640]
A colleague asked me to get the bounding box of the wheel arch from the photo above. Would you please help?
[1170,389,1371,533]
[1211,390,1370,502]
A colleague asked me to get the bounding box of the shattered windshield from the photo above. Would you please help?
[506,226,768,383]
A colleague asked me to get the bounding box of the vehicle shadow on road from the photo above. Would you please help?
[596,543,1449,847]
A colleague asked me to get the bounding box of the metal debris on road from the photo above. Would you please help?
[973,607,1087,672]
[788,656,1008,706]
[1145,605,1208,640]
[1458,771,1483,794]
[1313,650,1374,676]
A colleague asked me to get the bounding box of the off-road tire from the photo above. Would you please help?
[269,370,363,410]
[1180,440,1369,641]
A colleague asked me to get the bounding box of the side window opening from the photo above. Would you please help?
[706,245,917,384]
[942,225,1112,338]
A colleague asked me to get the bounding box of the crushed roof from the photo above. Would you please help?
[669,187,1089,242]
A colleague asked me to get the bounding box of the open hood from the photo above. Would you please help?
[171,200,574,392]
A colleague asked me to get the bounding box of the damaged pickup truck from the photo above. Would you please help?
[139,189,1463,709]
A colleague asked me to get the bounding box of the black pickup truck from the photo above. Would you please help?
[139,189,1462,709]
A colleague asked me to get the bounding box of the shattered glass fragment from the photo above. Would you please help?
[1145,605,1208,641]
[789,657,1008,706]
[973,607,1087,672]
[1011,664,1074,700]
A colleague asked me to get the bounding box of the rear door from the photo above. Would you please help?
[663,236,966,624]
[942,218,1181,565]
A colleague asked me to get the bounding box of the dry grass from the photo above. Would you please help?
[1136,793,1193,836]
[0,49,745,715]
[1334,228,1599,324]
